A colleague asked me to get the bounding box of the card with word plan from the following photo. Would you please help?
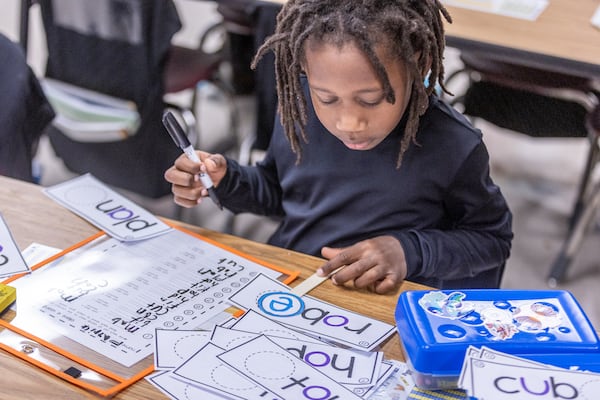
[44,173,171,241]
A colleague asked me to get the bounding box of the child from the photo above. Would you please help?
[164,0,513,293]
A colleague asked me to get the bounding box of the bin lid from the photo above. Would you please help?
[395,290,600,376]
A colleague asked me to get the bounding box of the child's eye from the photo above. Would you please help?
[358,96,385,107]
[359,99,382,107]
[317,97,338,105]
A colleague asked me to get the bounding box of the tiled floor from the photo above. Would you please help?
[3,0,599,329]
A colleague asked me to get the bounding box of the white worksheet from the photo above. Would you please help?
[9,228,281,366]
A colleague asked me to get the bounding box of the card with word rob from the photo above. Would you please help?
[227,273,396,351]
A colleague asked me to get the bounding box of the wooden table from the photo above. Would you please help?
[443,0,600,78]
[227,0,600,77]
[0,175,429,399]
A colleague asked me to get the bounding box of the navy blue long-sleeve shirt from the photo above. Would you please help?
[216,94,513,289]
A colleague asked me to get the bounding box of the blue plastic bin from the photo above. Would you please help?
[395,290,600,390]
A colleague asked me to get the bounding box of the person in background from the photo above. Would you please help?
[164,0,513,292]
[0,32,54,183]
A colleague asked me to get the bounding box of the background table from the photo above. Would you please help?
[443,1,600,78]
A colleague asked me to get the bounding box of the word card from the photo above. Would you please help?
[44,173,171,241]
[210,325,384,386]
[174,342,282,400]
[154,329,211,370]
[148,370,228,400]
[218,335,364,400]
[227,309,323,344]
[0,213,30,278]
[227,273,396,351]
[459,346,600,399]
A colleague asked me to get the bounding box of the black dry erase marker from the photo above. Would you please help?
[162,111,223,210]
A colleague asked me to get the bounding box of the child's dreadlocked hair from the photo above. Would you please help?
[251,0,452,167]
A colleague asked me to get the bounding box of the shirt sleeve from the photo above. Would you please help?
[395,140,513,284]
[214,150,286,217]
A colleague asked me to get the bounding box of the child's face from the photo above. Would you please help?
[303,41,413,151]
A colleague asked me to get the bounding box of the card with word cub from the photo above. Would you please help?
[459,346,600,399]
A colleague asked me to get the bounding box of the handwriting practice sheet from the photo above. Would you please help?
[8,229,282,367]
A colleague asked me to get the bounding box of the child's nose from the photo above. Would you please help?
[335,111,366,132]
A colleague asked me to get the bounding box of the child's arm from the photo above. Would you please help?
[316,142,513,293]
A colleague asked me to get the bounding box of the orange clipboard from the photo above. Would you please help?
[0,223,299,397]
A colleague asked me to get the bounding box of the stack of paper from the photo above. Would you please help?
[147,273,400,400]
[41,78,140,142]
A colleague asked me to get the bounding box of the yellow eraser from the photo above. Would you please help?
[0,283,16,314]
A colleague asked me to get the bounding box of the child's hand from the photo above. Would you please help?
[164,151,227,208]
[317,236,407,294]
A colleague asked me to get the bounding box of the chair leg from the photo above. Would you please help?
[549,105,600,285]
[568,132,600,229]
[548,180,600,287]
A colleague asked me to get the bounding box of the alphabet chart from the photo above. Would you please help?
[459,346,600,399]
[6,228,286,367]
[44,173,172,241]
[0,213,30,278]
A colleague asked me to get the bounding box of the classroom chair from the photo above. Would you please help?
[445,51,600,286]
[20,0,238,199]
